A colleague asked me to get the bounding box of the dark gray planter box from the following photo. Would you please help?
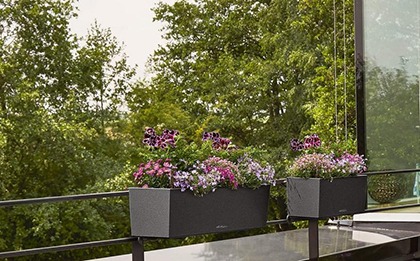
[287,176,367,219]
[129,186,270,238]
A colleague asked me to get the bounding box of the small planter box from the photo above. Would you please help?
[129,186,270,238]
[287,176,367,219]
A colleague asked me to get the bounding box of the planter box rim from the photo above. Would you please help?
[287,175,367,180]
[129,187,179,191]
[129,185,269,191]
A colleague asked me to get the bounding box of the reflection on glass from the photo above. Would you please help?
[364,0,420,171]
[367,172,420,207]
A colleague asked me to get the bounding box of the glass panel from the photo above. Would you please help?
[364,0,420,171]
[367,172,420,208]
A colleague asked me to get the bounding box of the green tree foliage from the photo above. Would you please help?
[128,0,356,162]
[129,0,313,152]
[0,0,135,260]
[296,0,356,142]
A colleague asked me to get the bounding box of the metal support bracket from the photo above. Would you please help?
[309,220,319,261]
[132,237,144,261]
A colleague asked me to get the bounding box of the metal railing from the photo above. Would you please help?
[1,169,420,260]
[0,190,288,260]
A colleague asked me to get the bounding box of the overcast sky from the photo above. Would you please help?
[70,0,177,78]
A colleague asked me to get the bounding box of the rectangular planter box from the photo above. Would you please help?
[129,186,270,238]
[287,176,367,219]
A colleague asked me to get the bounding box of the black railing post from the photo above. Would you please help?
[308,219,319,261]
[132,237,145,261]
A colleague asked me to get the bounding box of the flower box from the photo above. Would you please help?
[287,176,367,219]
[129,186,270,238]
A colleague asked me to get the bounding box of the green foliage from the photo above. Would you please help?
[0,0,136,260]
[129,0,316,155]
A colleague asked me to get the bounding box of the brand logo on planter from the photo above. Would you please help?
[216,225,228,229]
[339,209,347,213]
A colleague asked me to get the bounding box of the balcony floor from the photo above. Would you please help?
[89,225,420,261]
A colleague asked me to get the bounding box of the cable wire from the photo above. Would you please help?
[343,0,348,141]
[334,0,338,142]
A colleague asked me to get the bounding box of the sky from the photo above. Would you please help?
[70,0,177,78]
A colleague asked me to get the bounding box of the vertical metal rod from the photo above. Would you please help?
[334,0,338,142]
[132,237,144,261]
[309,220,319,261]
[343,0,348,141]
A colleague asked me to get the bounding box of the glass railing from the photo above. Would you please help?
[367,170,420,211]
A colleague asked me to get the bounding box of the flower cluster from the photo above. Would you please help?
[172,157,242,196]
[132,128,278,196]
[202,131,235,150]
[142,128,179,150]
[204,157,241,188]
[237,154,276,187]
[290,134,321,151]
[289,153,337,179]
[133,158,177,188]
[334,152,367,174]
[289,152,367,179]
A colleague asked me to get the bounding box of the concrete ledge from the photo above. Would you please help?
[354,213,420,222]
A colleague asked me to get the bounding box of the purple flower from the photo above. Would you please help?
[237,154,276,186]
[290,139,300,151]
[202,131,210,141]
[142,127,179,150]
[153,163,160,170]
[203,131,236,151]
[146,127,155,135]
[145,161,152,169]
[291,134,322,152]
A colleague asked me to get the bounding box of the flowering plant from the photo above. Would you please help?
[288,135,367,179]
[132,128,277,196]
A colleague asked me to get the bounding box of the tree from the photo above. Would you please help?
[0,0,136,260]
[129,0,317,158]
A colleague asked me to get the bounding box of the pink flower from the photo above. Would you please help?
[145,161,152,169]
[154,163,160,170]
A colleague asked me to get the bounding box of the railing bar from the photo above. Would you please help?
[365,168,420,176]
[0,191,129,207]
[0,237,137,258]
[2,168,419,208]
[266,219,288,225]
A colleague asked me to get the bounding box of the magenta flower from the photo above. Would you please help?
[203,131,236,150]
[142,127,179,150]
[291,134,321,152]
